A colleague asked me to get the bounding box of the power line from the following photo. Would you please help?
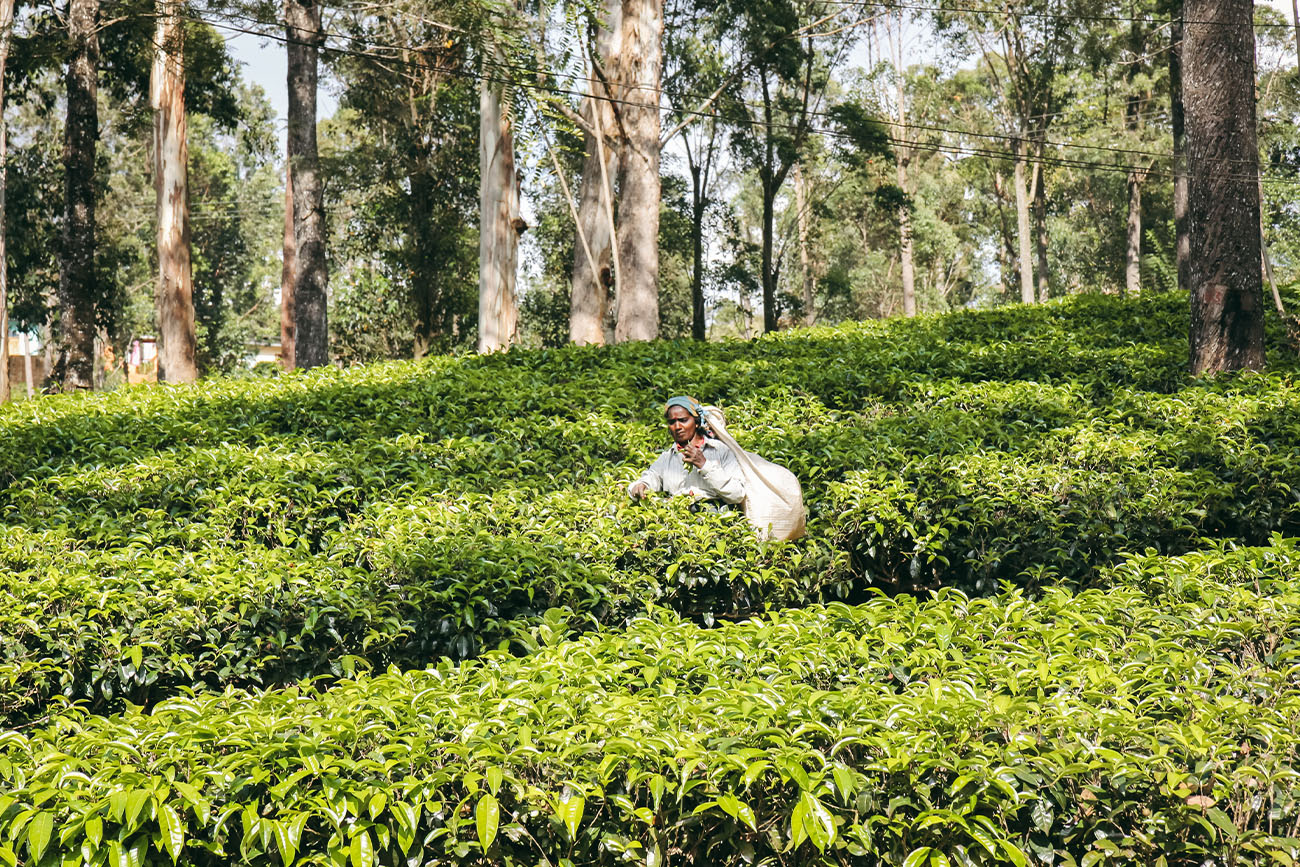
[89,0,1300,176]
[82,0,1300,188]
[818,0,1300,30]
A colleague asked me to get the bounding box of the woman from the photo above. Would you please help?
[628,396,746,507]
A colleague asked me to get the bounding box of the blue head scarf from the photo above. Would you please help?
[665,396,710,433]
[665,395,702,419]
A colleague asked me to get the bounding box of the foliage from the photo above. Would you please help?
[2,292,1300,726]
[3,542,1300,865]
[2,30,278,378]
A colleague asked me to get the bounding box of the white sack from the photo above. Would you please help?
[703,406,806,541]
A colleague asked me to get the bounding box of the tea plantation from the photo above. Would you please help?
[3,292,1300,865]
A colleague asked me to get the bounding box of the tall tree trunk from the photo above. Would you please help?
[285,0,328,369]
[58,0,99,391]
[1124,98,1143,296]
[1170,7,1190,294]
[1012,140,1035,304]
[794,162,815,326]
[892,32,916,318]
[478,57,521,354]
[896,154,916,317]
[612,0,662,343]
[0,0,12,403]
[1125,170,1142,296]
[992,169,1015,292]
[760,171,778,332]
[408,161,440,358]
[21,331,33,398]
[1293,0,1300,70]
[151,0,198,383]
[569,103,615,345]
[1124,17,1145,297]
[280,166,296,370]
[1260,178,1284,316]
[690,161,707,339]
[569,0,620,345]
[1185,0,1265,373]
[1031,142,1049,301]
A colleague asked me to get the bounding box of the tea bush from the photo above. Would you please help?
[0,495,818,723]
[3,542,1300,866]
[6,292,1300,721]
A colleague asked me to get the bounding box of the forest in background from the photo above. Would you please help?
[1,0,1296,387]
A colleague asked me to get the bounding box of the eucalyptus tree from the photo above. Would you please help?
[327,0,486,357]
[285,0,327,368]
[934,0,1106,303]
[1184,0,1264,373]
[478,6,526,354]
[610,0,663,342]
[717,0,862,333]
[0,0,13,401]
[662,0,727,339]
[8,4,257,384]
[151,0,198,382]
[57,0,100,389]
[568,0,619,346]
[280,165,295,368]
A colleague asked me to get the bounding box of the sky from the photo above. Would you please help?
[224,29,338,128]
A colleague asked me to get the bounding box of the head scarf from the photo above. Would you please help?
[665,396,711,434]
[665,395,703,420]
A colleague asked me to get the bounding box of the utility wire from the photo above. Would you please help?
[818,0,1300,30]
[84,0,1300,186]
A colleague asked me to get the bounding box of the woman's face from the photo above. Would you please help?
[665,406,699,445]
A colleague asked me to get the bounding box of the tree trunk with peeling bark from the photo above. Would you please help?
[794,163,815,327]
[760,165,778,332]
[892,35,915,318]
[151,0,198,383]
[895,150,916,318]
[0,0,12,402]
[690,161,707,339]
[569,105,616,345]
[1032,147,1049,301]
[1170,8,1190,295]
[478,56,522,354]
[1013,140,1035,304]
[58,0,100,391]
[613,0,662,343]
[1125,168,1142,296]
[1124,20,1145,297]
[1185,0,1265,374]
[570,0,620,346]
[280,166,296,370]
[286,0,328,369]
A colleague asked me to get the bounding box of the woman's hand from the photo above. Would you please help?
[630,481,650,499]
[681,442,706,469]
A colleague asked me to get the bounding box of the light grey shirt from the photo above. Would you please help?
[630,438,746,504]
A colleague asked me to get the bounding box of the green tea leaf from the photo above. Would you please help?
[556,793,585,841]
[157,804,186,863]
[349,830,374,867]
[26,812,53,865]
[475,794,499,852]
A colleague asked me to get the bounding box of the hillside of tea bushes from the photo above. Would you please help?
[4,545,1300,866]
[4,292,1300,865]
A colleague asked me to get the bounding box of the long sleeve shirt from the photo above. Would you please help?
[629,438,746,505]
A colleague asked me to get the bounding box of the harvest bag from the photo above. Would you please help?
[703,406,806,541]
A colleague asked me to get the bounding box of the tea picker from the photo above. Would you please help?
[629,396,806,541]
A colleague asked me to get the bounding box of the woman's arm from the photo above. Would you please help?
[629,450,671,498]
